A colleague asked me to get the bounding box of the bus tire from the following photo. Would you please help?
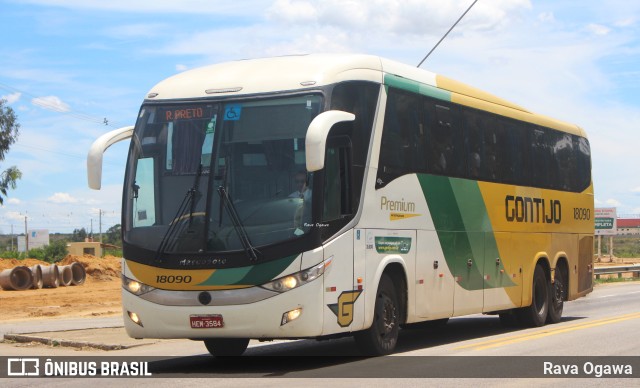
[547,264,566,324]
[203,338,249,357]
[354,273,400,356]
[516,264,549,327]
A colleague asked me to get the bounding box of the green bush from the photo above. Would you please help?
[0,250,24,260]
[25,240,68,263]
[104,248,123,257]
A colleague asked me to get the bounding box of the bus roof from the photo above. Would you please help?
[146,54,585,137]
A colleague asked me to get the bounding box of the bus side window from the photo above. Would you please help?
[132,157,156,227]
[463,109,484,179]
[575,137,591,191]
[483,118,507,181]
[322,137,352,221]
[426,103,465,177]
[377,88,425,189]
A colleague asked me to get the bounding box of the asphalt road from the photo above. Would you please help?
[2,281,640,386]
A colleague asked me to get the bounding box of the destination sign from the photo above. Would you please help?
[156,105,216,123]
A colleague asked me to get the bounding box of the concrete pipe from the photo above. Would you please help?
[41,264,60,288]
[30,264,44,289]
[58,265,73,286]
[69,262,86,285]
[0,266,33,291]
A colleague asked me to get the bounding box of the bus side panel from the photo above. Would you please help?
[415,229,454,320]
[575,234,594,299]
[483,232,521,312]
[450,231,485,317]
[321,230,357,335]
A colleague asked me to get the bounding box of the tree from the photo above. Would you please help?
[0,99,21,205]
[72,227,88,242]
[105,224,121,245]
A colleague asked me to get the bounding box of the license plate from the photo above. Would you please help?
[190,314,224,329]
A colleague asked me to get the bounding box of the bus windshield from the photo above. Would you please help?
[124,95,323,255]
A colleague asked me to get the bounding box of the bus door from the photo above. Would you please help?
[320,137,359,334]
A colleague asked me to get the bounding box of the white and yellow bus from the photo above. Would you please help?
[87,54,594,356]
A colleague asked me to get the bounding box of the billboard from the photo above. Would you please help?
[594,208,617,236]
[17,229,50,252]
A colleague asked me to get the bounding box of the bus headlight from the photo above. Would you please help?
[122,275,155,296]
[260,259,331,293]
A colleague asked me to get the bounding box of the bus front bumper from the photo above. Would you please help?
[121,280,324,340]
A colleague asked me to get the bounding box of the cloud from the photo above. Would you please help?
[1,92,22,104]
[266,0,532,36]
[4,211,25,222]
[605,199,622,207]
[587,23,610,36]
[614,18,635,28]
[48,192,78,204]
[538,12,555,23]
[18,0,267,14]
[175,64,189,72]
[31,95,70,112]
[6,198,22,205]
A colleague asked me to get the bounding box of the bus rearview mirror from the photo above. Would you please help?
[87,125,134,190]
[305,110,355,172]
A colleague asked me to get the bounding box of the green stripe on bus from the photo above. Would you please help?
[197,254,299,286]
[418,174,514,290]
[450,178,515,288]
[383,74,451,102]
[417,174,483,290]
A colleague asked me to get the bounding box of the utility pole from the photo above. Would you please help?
[11,224,14,251]
[24,215,28,252]
[99,209,104,258]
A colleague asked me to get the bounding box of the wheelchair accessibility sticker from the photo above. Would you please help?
[224,105,242,121]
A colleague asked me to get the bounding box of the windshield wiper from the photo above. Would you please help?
[155,164,203,262]
[217,186,260,261]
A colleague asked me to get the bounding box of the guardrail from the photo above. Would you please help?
[594,264,640,279]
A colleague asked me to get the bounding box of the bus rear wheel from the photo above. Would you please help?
[547,264,566,324]
[203,338,249,357]
[354,274,400,356]
[516,264,549,327]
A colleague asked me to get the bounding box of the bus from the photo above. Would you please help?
[87,54,594,356]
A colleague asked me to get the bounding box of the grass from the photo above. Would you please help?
[597,236,640,258]
[594,276,640,284]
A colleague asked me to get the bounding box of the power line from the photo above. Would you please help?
[12,143,126,167]
[0,82,123,128]
[417,0,480,68]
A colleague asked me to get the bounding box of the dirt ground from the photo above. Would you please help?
[1,254,639,323]
[0,255,121,322]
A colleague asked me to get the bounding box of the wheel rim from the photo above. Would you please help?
[552,277,564,309]
[378,294,397,339]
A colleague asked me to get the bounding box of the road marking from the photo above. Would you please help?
[455,311,640,351]
[593,290,640,299]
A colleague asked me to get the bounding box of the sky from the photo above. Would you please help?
[1,0,640,235]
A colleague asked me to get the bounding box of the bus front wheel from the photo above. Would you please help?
[354,273,400,356]
[516,264,549,327]
[203,338,250,357]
